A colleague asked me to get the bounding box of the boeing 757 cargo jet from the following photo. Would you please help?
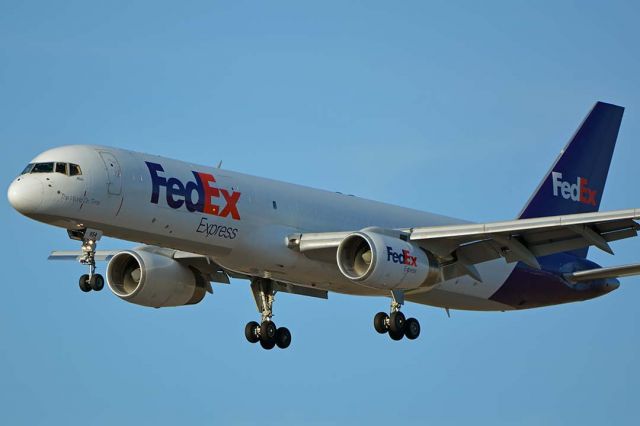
[7,102,639,350]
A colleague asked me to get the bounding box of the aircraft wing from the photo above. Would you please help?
[48,247,231,288]
[48,250,120,261]
[48,247,328,300]
[289,208,640,280]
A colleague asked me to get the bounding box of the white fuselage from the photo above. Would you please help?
[9,145,518,311]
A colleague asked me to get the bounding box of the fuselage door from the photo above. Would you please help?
[98,151,122,195]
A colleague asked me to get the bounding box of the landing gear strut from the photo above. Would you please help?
[245,278,292,350]
[73,228,105,293]
[373,290,421,341]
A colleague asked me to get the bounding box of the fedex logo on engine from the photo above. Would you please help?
[386,246,417,267]
[146,161,241,220]
[551,172,597,206]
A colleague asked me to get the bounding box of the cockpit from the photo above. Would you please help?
[21,162,82,176]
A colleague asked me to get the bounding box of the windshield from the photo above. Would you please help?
[20,162,82,176]
[21,163,35,174]
[31,162,54,173]
[69,163,82,176]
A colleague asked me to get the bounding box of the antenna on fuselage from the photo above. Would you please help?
[216,160,223,169]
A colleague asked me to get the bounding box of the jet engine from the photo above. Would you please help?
[106,248,207,308]
[336,230,441,290]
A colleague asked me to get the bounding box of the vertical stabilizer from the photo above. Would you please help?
[518,102,624,257]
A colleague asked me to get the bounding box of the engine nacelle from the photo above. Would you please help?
[336,230,441,290]
[106,248,207,308]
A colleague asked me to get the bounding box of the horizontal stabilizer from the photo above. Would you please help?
[565,263,640,282]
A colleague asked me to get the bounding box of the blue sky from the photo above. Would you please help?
[1,1,639,424]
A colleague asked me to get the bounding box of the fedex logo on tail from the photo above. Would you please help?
[551,172,597,206]
[146,162,241,220]
[386,246,417,267]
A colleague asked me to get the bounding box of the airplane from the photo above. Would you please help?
[7,101,640,350]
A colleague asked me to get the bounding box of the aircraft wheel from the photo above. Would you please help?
[404,318,420,340]
[374,312,389,334]
[275,327,292,349]
[90,274,104,291]
[245,321,260,343]
[79,274,91,292]
[260,320,277,342]
[259,338,276,350]
[389,311,405,334]
[389,329,404,341]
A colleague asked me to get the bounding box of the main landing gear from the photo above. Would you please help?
[245,278,292,350]
[73,229,105,293]
[373,290,421,341]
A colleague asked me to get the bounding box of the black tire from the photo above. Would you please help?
[260,320,277,341]
[90,274,105,291]
[373,312,389,334]
[79,274,91,292]
[259,338,276,350]
[404,318,420,340]
[389,329,404,341]
[275,327,292,349]
[245,321,260,343]
[389,311,406,333]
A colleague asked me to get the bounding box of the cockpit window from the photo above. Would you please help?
[55,162,67,174]
[21,163,35,175]
[31,162,54,173]
[21,162,82,176]
[69,164,82,176]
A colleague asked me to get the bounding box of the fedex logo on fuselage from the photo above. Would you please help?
[146,161,241,220]
[551,172,597,206]
[386,246,417,267]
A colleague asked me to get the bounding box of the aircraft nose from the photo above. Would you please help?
[7,177,44,215]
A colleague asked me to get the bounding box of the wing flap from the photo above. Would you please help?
[272,281,328,299]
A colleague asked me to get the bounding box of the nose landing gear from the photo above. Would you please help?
[373,290,421,341]
[72,229,105,293]
[245,278,292,350]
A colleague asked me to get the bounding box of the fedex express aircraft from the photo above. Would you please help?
[7,102,640,350]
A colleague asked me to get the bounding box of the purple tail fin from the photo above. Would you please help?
[518,102,624,258]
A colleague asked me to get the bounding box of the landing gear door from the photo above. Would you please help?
[98,151,122,195]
